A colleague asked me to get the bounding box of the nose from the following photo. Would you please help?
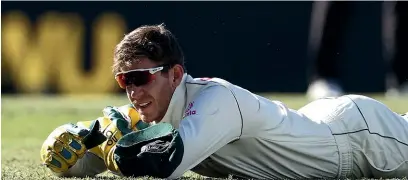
[127,84,145,100]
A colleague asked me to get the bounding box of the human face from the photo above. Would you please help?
[116,57,183,123]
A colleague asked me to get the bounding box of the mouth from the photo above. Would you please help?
[135,101,152,111]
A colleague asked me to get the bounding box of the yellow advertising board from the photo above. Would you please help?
[2,11,127,94]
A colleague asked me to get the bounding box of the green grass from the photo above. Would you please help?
[2,94,407,180]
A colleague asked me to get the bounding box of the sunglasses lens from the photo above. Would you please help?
[116,71,155,89]
[115,74,127,89]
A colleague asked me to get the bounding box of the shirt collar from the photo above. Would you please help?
[155,73,191,128]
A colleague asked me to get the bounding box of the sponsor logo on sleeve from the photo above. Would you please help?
[184,101,196,118]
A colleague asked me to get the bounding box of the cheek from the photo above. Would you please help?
[151,80,172,105]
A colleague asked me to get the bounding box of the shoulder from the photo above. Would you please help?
[190,77,234,100]
[185,76,234,94]
[186,77,233,87]
[183,79,238,118]
[185,76,239,105]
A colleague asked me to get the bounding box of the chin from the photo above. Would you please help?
[140,115,156,124]
[141,117,153,123]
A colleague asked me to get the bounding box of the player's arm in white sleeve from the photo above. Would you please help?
[56,151,107,177]
[111,85,242,178]
[168,85,243,179]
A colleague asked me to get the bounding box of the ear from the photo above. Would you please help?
[170,64,184,88]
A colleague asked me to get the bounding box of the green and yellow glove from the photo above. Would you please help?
[40,120,107,174]
[40,105,149,175]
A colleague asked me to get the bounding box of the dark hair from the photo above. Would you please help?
[113,23,185,74]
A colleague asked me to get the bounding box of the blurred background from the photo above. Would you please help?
[2,2,408,178]
[2,1,408,100]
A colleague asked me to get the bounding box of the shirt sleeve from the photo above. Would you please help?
[55,151,107,177]
[168,85,243,179]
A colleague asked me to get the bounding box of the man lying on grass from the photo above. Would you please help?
[41,24,408,179]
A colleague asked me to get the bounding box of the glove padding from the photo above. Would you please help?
[99,106,136,174]
[40,120,107,173]
[113,122,184,178]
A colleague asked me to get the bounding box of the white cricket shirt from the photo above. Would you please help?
[162,74,340,179]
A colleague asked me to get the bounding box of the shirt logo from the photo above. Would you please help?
[184,101,196,118]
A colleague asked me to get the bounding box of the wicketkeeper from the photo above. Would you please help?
[41,24,408,179]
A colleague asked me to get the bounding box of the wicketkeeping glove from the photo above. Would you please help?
[40,120,107,174]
